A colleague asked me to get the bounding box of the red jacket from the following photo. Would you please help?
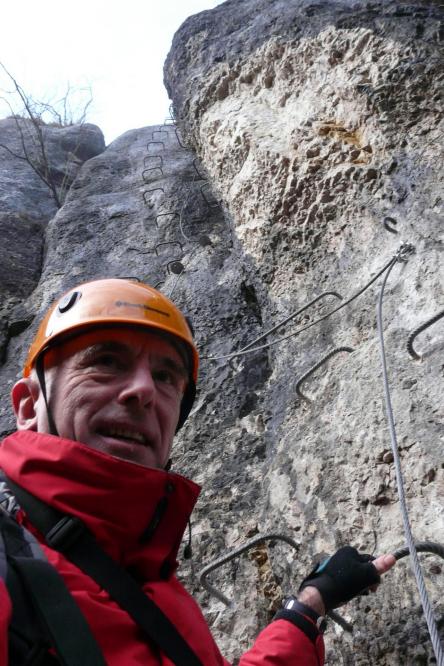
[0,431,324,665]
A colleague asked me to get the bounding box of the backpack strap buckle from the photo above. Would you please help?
[46,515,85,551]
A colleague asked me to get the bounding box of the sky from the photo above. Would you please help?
[0,0,225,145]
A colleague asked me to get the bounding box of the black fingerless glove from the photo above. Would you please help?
[299,546,380,611]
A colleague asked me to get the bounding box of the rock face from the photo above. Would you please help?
[163,1,443,663]
[0,118,105,398]
[0,1,442,664]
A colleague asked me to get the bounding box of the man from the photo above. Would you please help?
[0,278,395,665]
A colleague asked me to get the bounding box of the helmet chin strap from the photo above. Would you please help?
[35,354,59,437]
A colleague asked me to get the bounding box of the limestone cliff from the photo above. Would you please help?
[0,1,442,664]
[165,2,444,663]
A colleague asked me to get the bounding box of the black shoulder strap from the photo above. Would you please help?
[0,509,106,666]
[6,478,203,666]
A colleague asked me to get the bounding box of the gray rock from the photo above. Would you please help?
[0,117,104,412]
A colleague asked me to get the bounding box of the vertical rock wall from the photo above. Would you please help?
[164,1,444,663]
[0,118,104,414]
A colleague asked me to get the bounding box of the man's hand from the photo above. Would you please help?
[297,547,396,615]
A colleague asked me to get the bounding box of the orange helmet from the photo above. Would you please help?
[25,279,199,432]
[24,278,198,383]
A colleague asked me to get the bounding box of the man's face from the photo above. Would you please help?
[19,328,188,469]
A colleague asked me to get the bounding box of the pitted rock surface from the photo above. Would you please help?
[164,1,443,664]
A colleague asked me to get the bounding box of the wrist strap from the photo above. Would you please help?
[274,609,321,644]
[283,597,320,623]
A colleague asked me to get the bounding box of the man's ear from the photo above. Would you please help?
[11,377,40,431]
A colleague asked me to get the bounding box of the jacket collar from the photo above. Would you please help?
[0,431,201,580]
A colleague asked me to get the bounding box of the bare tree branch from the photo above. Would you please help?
[0,62,93,207]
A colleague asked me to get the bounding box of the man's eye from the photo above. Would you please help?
[94,354,121,369]
[154,369,175,385]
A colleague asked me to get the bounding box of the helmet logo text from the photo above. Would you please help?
[115,300,170,317]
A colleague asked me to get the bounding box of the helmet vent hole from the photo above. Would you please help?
[58,291,81,314]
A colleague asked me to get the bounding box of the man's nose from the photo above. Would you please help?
[117,363,155,407]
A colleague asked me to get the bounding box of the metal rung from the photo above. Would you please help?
[295,346,355,402]
[199,533,299,607]
[394,541,444,561]
[143,154,163,168]
[152,129,169,141]
[175,127,189,149]
[407,309,444,360]
[142,166,163,183]
[154,241,183,256]
[198,532,353,632]
[383,216,398,234]
[146,140,165,152]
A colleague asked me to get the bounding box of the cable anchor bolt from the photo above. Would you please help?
[395,243,415,262]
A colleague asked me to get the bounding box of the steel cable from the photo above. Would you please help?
[202,252,399,362]
[231,292,342,357]
[199,533,444,635]
[377,248,443,666]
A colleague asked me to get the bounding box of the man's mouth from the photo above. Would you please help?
[98,427,148,446]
